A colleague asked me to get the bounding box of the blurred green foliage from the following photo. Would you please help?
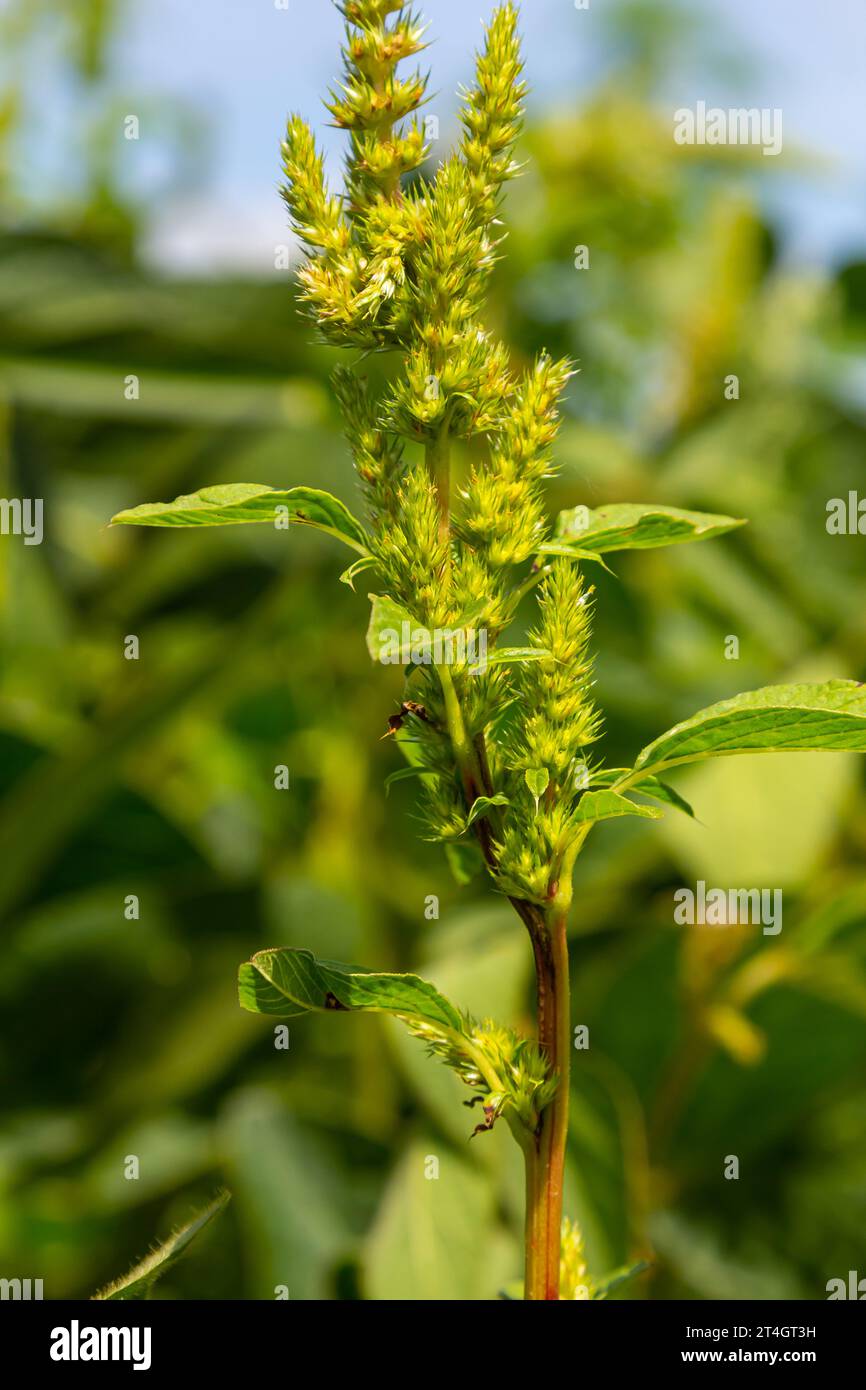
[1,0,865,1300]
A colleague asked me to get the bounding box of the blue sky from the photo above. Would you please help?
[20,0,866,273]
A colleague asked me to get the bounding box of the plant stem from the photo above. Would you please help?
[525,828,586,1295]
[522,827,587,1300]
[524,891,572,1299]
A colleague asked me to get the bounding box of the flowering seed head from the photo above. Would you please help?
[281,5,601,896]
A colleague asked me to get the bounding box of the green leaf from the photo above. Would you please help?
[574,789,663,826]
[636,778,695,819]
[481,646,554,668]
[238,946,463,1033]
[366,595,528,672]
[111,484,370,554]
[555,502,745,554]
[238,949,548,1142]
[592,768,695,819]
[340,554,377,589]
[525,768,550,800]
[465,793,510,828]
[92,1191,230,1300]
[366,594,422,665]
[633,680,866,778]
[525,767,550,812]
[535,542,614,571]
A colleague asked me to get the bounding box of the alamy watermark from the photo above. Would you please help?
[673,102,783,157]
[0,497,43,545]
[826,491,866,535]
[0,1276,43,1299]
[827,1271,866,1299]
[378,622,489,673]
[674,880,782,936]
[50,1320,151,1371]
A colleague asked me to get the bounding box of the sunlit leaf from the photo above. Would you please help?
[633,680,866,778]
[555,502,745,553]
[574,789,663,826]
[111,484,370,554]
[525,768,549,811]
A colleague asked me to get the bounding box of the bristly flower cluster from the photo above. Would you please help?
[559,1217,593,1300]
[281,0,600,908]
[403,1013,558,1136]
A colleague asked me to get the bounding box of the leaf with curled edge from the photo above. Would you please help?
[555,502,745,554]
[111,484,370,554]
[239,946,464,1033]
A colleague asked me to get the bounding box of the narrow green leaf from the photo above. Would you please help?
[634,680,866,778]
[535,542,614,571]
[239,947,463,1033]
[637,778,695,819]
[555,502,745,554]
[111,484,370,554]
[574,789,663,825]
[465,793,510,828]
[92,1191,230,1301]
[480,646,554,668]
[340,554,377,589]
